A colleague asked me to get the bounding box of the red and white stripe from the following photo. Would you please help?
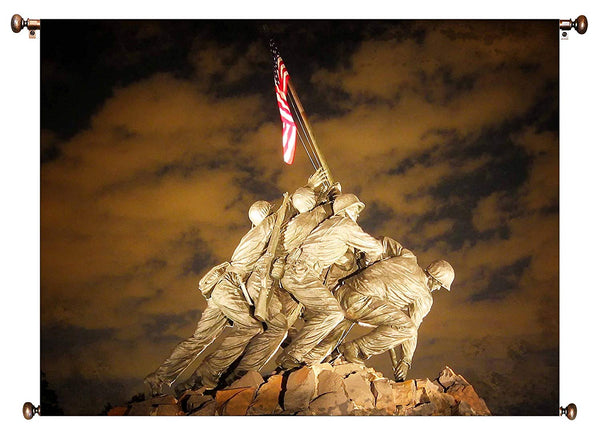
[275,57,297,164]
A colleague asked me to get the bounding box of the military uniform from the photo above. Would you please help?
[146,214,275,391]
[278,214,383,366]
[231,204,332,374]
[305,246,433,367]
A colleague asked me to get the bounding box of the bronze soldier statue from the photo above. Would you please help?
[276,193,384,369]
[145,169,455,392]
[143,200,276,395]
[228,174,339,377]
[145,170,330,394]
[304,238,454,382]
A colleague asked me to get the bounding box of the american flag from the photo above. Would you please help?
[273,50,297,165]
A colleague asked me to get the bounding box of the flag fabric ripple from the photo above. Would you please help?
[274,56,297,165]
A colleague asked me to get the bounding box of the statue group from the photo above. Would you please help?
[145,169,454,396]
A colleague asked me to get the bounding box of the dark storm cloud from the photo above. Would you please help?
[524,80,559,133]
[95,150,233,197]
[53,374,144,416]
[373,118,533,251]
[172,228,219,277]
[41,129,62,163]
[394,78,557,252]
[469,256,532,302]
[234,163,285,202]
[460,339,558,416]
[360,200,397,233]
[41,20,214,141]
[265,21,429,117]
[388,143,442,175]
[120,289,164,311]
[81,256,169,290]
[417,66,478,105]
[42,324,117,358]
[142,309,203,345]
[182,252,214,277]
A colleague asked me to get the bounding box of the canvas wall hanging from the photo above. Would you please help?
[6,13,591,427]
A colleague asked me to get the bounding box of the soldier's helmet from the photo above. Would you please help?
[292,186,317,213]
[425,260,455,291]
[248,201,272,226]
[333,193,365,216]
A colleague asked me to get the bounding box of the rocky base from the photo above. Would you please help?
[109,363,491,416]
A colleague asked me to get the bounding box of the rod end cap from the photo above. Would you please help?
[11,14,24,33]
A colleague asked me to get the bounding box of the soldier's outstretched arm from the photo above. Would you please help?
[344,219,384,263]
[379,236,404,259]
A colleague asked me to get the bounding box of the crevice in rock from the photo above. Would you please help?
[278,370,291,410]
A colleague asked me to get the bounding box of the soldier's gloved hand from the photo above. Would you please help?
[327,182,342,200]
[307,167,328,190]
[271,258,285,280]
[394,359,411,382]
[356,251,368,269]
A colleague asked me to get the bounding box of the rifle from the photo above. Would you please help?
[254,192,291,322]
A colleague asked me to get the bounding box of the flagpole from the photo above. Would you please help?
[286,79,334,185]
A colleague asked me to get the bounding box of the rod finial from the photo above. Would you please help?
[575,15,588,34]
[23,402,40,420]
[11,14,40,37]
[11,14,24,33]
[560,403,577,420]
[560,15,588,34]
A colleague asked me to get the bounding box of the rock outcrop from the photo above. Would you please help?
[113,364,491,416]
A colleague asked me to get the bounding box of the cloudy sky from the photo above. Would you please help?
[40,19,558,415]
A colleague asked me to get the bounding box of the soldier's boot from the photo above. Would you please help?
[323,348,343,365]
[174,375,203,397]
[393,359,411,382]
[189,363,222,392]
[276,353,304,371]
[339,341,366,365]
[144,372,166,397]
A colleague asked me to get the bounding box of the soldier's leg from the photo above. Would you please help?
[190,275,264,388]
[339,293,417,362]
[302,318,354,365]
[232,286,299,375]
[278,263,345,366]
[145,299,229,392]
[233,322,288,374]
